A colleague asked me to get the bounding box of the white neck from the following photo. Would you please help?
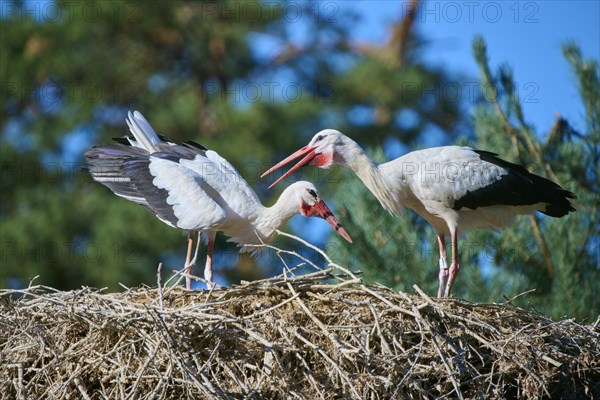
[339,140,403,215]
[254,188,300,241]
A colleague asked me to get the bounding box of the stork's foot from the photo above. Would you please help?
[437,258,449,298]
[443,262,460,298]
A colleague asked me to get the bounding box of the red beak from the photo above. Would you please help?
[310,200,353,243]
[261,145,318,189]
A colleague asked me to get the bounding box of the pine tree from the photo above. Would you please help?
[1,1,462,289]
[0,0,329,289]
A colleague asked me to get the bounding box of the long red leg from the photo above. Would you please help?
[444,228,460,297]
[436,233,449,298]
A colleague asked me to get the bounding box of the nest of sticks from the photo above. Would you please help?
[1,235,599,399]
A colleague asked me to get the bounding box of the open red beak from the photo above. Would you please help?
[310,200,353,243]
[261,145,317,189]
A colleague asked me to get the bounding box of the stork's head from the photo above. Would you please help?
[262,129,355,188]
[288,181,352,243]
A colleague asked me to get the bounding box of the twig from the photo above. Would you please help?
[74,377,92,400]
[502,288,536,305]
[413,284,446,318]
[157,263,164,310]
[529,215,554,275]
[275,230,362,281]
[541,355,562,368]
[362,285,418,318]
[285,281,356,354]
[9,364,24,400]
[291,329,362,399]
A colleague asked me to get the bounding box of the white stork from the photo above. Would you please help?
[84,112,352,289]
[262,130,576,298]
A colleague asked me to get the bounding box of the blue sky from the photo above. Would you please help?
[339,0,599,136]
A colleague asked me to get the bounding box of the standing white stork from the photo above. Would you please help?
[261,130,576,298]
[84,112,352,289]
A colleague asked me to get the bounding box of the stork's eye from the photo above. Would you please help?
[307,188,317,197]
[315,135,324,142]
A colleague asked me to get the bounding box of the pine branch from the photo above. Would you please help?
[473,37,521,159]
[529,215,554,275]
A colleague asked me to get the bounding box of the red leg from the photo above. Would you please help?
[436,233,449,298]
[444,228,460,297]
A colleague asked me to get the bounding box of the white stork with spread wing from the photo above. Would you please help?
[85,113,352,289]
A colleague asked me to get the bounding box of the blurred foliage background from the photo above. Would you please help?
[1,0,597,320]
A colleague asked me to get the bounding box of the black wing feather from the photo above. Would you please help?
[84,145,178,226]
[453,150,576,217]
[86,131,210,227]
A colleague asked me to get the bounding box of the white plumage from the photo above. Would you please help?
[262,129,576,297]
[85,113,352,289]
